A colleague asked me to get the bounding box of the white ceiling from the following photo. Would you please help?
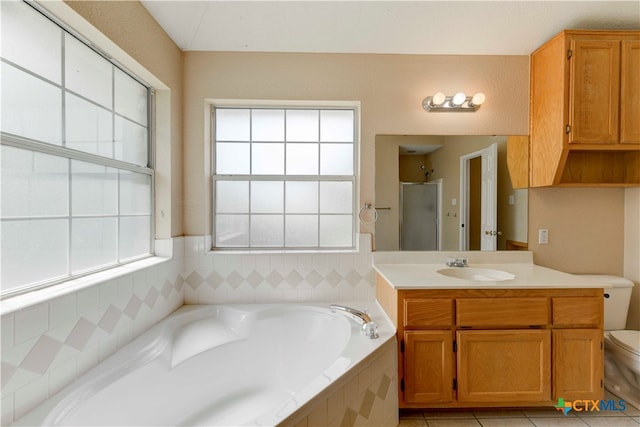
[141,1,640,55]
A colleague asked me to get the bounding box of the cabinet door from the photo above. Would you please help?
[621,40,640,144]
[553,329,603,401]
[457,330,551,403]
[570,40,621,144]
[403,330,454,403]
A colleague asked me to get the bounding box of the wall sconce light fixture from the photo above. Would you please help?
[423,92,486,112]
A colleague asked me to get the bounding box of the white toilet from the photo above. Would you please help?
[579,275,639,409]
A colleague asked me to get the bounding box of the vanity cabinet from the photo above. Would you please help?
[529,30,640,187]
[376,279,604,408]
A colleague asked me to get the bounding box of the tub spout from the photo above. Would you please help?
[330,304,379,339]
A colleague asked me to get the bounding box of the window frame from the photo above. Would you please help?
[211,102,360,252]
[0,1,155,298]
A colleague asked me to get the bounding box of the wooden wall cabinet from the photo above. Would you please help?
[529,30,640,187]
[376,279,604,409]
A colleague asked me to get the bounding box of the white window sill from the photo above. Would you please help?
[0,256,172,316]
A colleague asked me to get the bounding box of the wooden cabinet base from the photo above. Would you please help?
[377,278,604,409]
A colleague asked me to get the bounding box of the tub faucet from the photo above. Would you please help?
[446,257,468,267]
[330,304,379,339]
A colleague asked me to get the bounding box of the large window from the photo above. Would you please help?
[213,106,357,249]
[0,1,153,297]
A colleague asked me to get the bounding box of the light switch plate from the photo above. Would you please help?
[538,229,549,244]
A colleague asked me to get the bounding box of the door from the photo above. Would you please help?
[457,330,551,403]
[570,39,621,144]
[621,40,640,144]
[404,330,454,404]
[553,329,603,401]
[459,143,498,250]
[401,182,439,250]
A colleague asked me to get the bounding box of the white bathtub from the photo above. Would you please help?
[16,303,396,427]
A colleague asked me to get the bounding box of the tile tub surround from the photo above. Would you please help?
[182,234,376,304]
[0,239,185,426]
[280,335,399,427]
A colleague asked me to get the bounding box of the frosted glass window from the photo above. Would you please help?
[71,161,117,216]
[1,219,68,292]
[216,143,250,174]
[216,215,249,247]
[1,146,68,218]
[216,181,249,213]
[0,0,152,296]
[119,216,151,261]
[320,182,353,214]
[213,106,356,249]
[252,143,284,174]
[216,109,250,141]
[71,218,117,273]
[1,63,62,144]
[286,110,319,142]
[251,215,284,247]
[320,110,354,142]
[1,0,61,84]
[66,93,113,158]
[251,181,284,213]
[114,116,148,166]
[286,143,318,175]
[115,68,148,125]
[65,34,112,108]
[319,216,353,247]
[285,181,318,213]
[320,143,354,175]
[286,215,318,247]
[252,109,284,141]
[120,172,151,215]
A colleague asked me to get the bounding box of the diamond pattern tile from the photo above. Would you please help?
[207,271,224,288]
[226,271,244,289]
[98,305,121,333]
[325,270,342,288]
[266,271,283,287]
[20,335,63,374]
[144,287,159,308]
[345,270,363,286]
[64,318,96,351]
[185,271,204,289]
[123,295,143,319]
[247,271,263,288]
[305,271,323,286]
[1,362,17,388]
[286,271,304,287]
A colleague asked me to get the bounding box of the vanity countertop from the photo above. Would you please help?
[373,251,611,290]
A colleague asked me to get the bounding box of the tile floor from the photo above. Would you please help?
[399,393,640,427]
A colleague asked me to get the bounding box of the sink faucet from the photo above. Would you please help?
[330,304,379,339]
[446,257,468,267]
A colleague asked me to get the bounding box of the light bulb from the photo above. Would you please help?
[432,92,446,106]
[452,92,466,106]
[470,92,486,106]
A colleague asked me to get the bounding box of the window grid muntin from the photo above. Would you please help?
[0,1,153,298]
[213,106,357,250]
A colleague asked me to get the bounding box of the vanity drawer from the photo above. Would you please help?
[457,298,549,328]
[404,298,454,328]
[552,297,602,328]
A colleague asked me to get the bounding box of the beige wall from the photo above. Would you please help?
[528,188,625,274]
[625,188,640,330]
[183,52,530,236]
[63,0,184,237]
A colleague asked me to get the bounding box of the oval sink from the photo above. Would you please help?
[437,267,515,282]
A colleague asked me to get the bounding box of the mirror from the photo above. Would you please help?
[374,135,528,251]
